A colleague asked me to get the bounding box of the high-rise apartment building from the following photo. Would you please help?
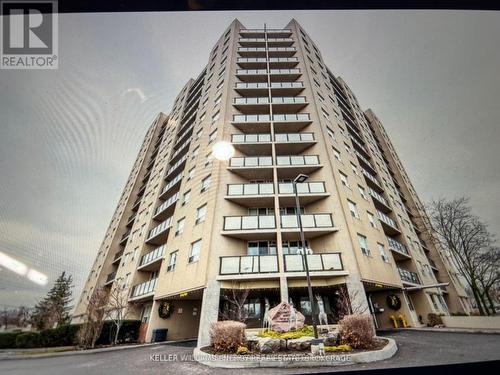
[72,19,470,346]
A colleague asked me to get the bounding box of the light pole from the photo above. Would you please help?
[293,174,318,339]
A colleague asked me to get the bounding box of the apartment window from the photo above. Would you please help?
[344,142,351,154]
[208,130,217,144]
[347,200,359,219]
[189,239,201,263]
[357,234,371,256]
[367,211,376,228]
[358,185,367,200]
[201,175,212,192]
[216,80,224,91]
[332,147,341,162]
[196,128,203,139]
[175,218,185,236]
[339,171,350,188]
[212,110,220,124]
[205,152,213,166]
[182,190,190,206]
[326,126,336,141]
[199,111,206,122]
[187,167,195,180]
[378,243,390,262]
[321,108,329,119]
[317,92,325,103]
[214,93,222,106]
[167,251,178,272]
[132,247,139,261]
[247,241,277,255]
[351,162,359,176]
[191,146,199,159]
[195,204,207,224]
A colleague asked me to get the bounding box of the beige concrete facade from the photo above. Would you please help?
[72,19,470,344]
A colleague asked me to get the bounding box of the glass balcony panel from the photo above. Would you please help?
[242,216,258,229]
[314,214,333,227]
[228,184,243,195]
[296,183,309,194]
[259,215,276,229]
[260,156,272,166]
[281,215,298,228]
[230,158,244,167]
[275,133,287,142]
[245,157,258,166]
[240,256,257,273]
[290,156,303,165]
[279,182,293,194]
[245,134,258,142]
[273,114,285,121]
[288,133,300,142]
[323,253,342,270]
[305,155,319,165]
[260,255,278,272]
[285,255,304,271]
[258,134,271,142]
[307,254,323,271]
[224,216,242,230]
[276,156,289,165]
[301,214,315,227]
[220,257,240,274]
[309,182,325,193]
[260,183,274,194]
[244,184,259,195]
[301,133,314,141]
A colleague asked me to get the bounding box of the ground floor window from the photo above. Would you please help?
[243,299,261,319]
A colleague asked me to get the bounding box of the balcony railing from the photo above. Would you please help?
[281,213,334,229]
[219,255,279,275]
[223,215,276,231]
[377,210,399,230]
[269,68,300,75]
[278,181,326,195]
[227,183,274,196]
[271,96,307,104]
[271,82,304,89]
[236,68,267,75]
[284,253,343,272]
[147,217,173,240]
[276,155,320,166]
[398,267,420,284]
[272,113,311,122]
[274,132,314,142]
[386,236,410,256]
[105,271,116,284]
[155,192,179,216]
[161,173,183,196]
[130,278,157,298]
[229,156,273,167]
[166,154,188,176]
[234,97,270,105]
[362,168,383,190]
[368,187,390,207]
[231,133,272,143]
[235,82,304,90]
[113,250,124,262]
[237,57,298,64]
[139,245,165,267]
[233,114,270,123]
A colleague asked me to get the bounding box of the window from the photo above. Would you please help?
[347,200,359,219]
[321,108,329,119]
[205,152,213,166]
[187,167,195,180]
[247,241,277,255]
[332,147,341,161]
[182,190,190,206]
[357,234,371,256]
[189,240,201,263]
[344,142,351,154]
[378,243,389,262]
[175,218,185,236]
[339,171,350,188]
[196,128,203,139]
[358,185,367,200]
[243,299,261,318]
[211,110,220,124]
[132,247,139,261]
[326,127,336,141]
[196,204,207,224]
[209,130,217,144]
[167,251,178,272]
[213,93,222,106]
[367,211,376,228]
[201,175,212,192]
[351,162,359,176]
[191,146,199,159]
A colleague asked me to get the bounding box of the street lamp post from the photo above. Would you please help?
[293,174,318,339]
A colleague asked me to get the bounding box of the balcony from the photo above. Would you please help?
[146,217,173,245]
[225,182,274,207]
[119,231,130,245]
[236,57,299,69]
[274,132,315,154]
[165,154,188,179]
[233,96,308,114]
[153,192,179,220]
[112,250,124,265]
[276,154,322,178]
[137,245,165,271]
[129,278,157,301]
[278,181,329,205]
[222,215,276,239]
[131,197,142,212]
[239,29,292,38]
[126,213,136,227]
[236,68,268,82]
[232,113,271,132]
[104,271,116,286]
[269,68,301,81]
[377,210,400,235]
[271,96,308,112]
[368,187,392,213]
[237,47,296,57]
[280,213,337,239]
[362,168,384,193]
[272,113,312,132]
[159,173,183,199]
[270,82,305,96]
[228,156,273,179]
[235,82,304,96]
[355,150,376,174]
[231,133,272,155]
[219,255,279,279]
[386,236,411,260]
[398,267,421,285]
[233,97,270,114]
[283,253,344,276]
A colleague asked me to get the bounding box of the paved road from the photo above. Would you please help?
[1,331,499,375]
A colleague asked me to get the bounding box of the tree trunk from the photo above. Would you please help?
[471,284,486,315]
[114,323,121,345]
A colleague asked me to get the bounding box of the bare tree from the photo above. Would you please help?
[428,197,499,315]
[219,283,249,322]
[336,285,368,319]
[1,307,31,329]
[104,280,133,344]
[476,247,500,314]
[77,287,109,349]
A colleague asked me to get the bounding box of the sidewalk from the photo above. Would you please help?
[0,338,196,361]
[378,327,500,335]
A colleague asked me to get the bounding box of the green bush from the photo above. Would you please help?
[0,332,22,349]
[258,325,314,340]
[15,332,41,348]
[39,325,81,347]
[95,320,141,345]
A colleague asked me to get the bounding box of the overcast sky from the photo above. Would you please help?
[0,10,499,308]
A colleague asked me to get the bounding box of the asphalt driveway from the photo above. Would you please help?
[0,330,499,375]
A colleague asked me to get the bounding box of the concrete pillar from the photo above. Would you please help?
[345,275,370,315]
[197,280,221,348]
[280,276,289,302]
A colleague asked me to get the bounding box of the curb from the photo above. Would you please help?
[0,338,197,361]
[193,336,397,368]
[380,327,500,335]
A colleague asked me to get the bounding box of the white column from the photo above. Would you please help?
[196,280,221,347]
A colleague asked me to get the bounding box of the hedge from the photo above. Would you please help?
[0,320,141,349]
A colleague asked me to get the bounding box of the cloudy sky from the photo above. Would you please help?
[0,10,499,308]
